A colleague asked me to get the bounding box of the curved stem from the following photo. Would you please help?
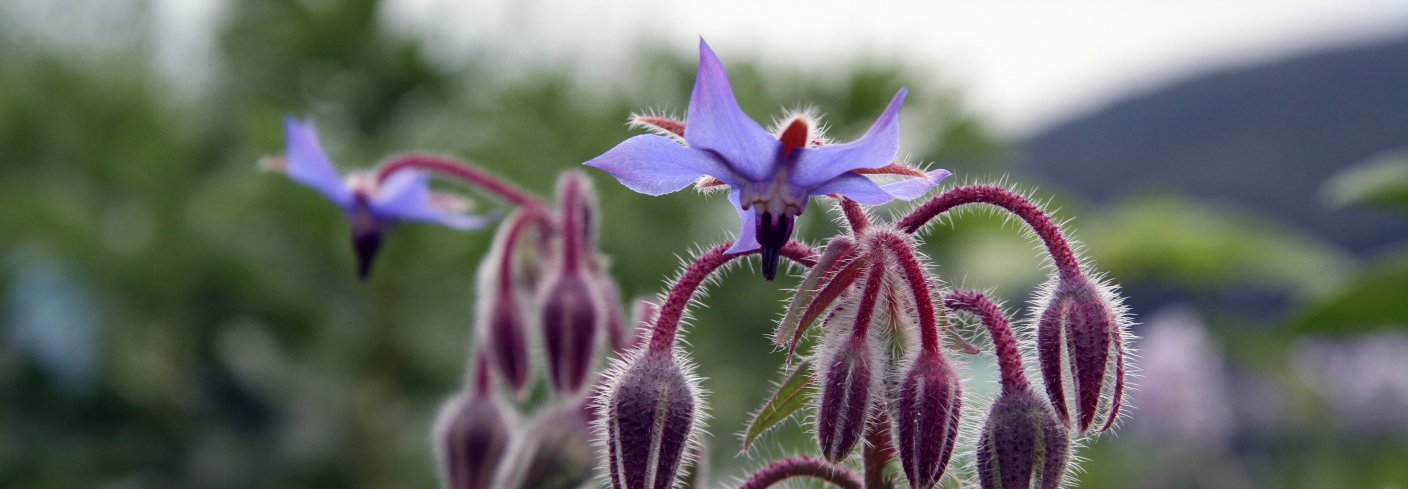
[738,456,863,489]
[897,185,1083,282]
[648,241,818,354]
[839,198,870,234]
[943,289,1029,394]
[496,211,543,292]
[377,154,552,215]
[873,233,942,354]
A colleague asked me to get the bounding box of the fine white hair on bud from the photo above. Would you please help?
[593,346,708,489]
[1032,273,1135,436]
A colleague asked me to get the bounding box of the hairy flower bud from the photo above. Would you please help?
[540,270,601,394]
[814,334,878,463]
[477,212,539,392]
[493,404,597,489]
[434,392,512,489]
[891,349,962,489]
[976,389,1071,489]
[601,350,699,489]
[1036,277,1126,433]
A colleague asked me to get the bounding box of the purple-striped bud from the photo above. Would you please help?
[814,334,878,463]
[890,349,962,489]
[976,389,1071,489]
[540,270,601,394]
[434,392,512,489]
[601,350,698,489]
[1036,277,1126,434]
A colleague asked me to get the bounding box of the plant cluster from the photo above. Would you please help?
[267,39,1132,489]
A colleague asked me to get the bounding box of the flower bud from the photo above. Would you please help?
[891,350,962,489]
[600,350,699,489]
[814,334,878,463]
[975,389,1071,489]
[434,392,512,489]
[476,213,538,392]
[1036,277,1126,433]
[540,271,601,394]
[493,404,596,489]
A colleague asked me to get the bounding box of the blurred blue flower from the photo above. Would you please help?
[270,117,493,277]
[585,39,946,280]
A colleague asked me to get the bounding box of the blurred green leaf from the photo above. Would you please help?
[1322,152,1408,211]
[1291,250,1408,333]
[1084,194,1351,293]
[741,360,813,453]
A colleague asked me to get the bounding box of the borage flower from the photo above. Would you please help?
[585,39,947,280]
[268,117,493,277]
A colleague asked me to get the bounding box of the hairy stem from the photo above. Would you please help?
[863,412,897,489]
[874,233,942,354]
[377,154,551,215]
[648,241,818,354]
[470,348,492,398]
[558,174,586,271]
[897,185,1082,282]
[851,256,888,339]
[738,456,864,489]
[839,198,870,234]
[943,289,1030,394]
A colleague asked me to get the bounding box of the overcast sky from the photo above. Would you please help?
[125,0,1406,137]
[377,0,1408,137]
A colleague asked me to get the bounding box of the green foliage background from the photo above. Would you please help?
[2,1,1406,488]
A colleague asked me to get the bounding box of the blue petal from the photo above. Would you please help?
[879,169,950,200]
[284,117,353,209]
[584,134,739,195]
[809,174,895,205]
[370,170,489,231]
[790,89,908,188]
[684,39,780,183]
[725,189,761,254]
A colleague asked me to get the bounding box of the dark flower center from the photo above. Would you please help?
[756,211,796,281]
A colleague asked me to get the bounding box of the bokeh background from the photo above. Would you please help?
[3,0,1408,487]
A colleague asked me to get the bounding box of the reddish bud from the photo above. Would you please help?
[434,392,512,489]
[814,334,878,463]
[975,389,1071,489]
[601,350,698,489]
[890,350,962,489]
[540,271,601,394]
[477,212,539,392]
[1036,277,1126,433]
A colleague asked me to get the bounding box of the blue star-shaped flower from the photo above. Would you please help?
[585,40,948,280]
[273,117,493,277]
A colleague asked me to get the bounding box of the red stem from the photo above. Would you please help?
[738,456,863,489]
[839,198,870,234]
[470,348,492,398]
[863,412,897,489]
[648,241,817,354]
[496,212,542,292]
[897,185,1083,282]
[558,174,585,271]
[943,289,1029,394]
[851,256,888,339]
[376,154,551,215]
[874,234,941,354]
